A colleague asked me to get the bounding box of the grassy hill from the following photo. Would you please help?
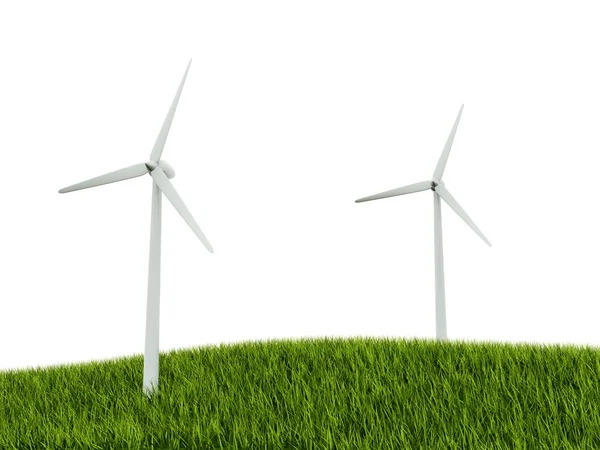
[1,336,600,449]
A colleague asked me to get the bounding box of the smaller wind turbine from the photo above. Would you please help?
[59,60,213,396]
[355,105,491,340]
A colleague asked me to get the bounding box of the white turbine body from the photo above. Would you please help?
[59,60,213,397]
[355,105,491,340]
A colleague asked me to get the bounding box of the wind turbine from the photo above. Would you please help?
[59,60,213,397]
[355,105,490,341]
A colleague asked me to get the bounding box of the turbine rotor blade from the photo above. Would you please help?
[150,167,214,253]
[432,104,464,180]
[434,183,491,247]
[149,59,192,162]
[58,163,149,194]
[355,180,431,203]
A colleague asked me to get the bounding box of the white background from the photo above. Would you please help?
[1,1,599,373]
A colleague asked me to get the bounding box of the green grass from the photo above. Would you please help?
[1,336,600,449]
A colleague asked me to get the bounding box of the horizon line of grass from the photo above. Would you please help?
[2,335,600,449]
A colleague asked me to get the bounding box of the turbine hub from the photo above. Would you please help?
[431,179,439,190]
[145,160,176,179]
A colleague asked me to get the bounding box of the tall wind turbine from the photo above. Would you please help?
[59,60,213,396]
[355,105,490,340]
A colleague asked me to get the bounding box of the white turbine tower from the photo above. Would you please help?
[355,105,490,341]
[59,60,213,397]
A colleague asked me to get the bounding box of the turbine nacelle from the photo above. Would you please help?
[145,160,176,179]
